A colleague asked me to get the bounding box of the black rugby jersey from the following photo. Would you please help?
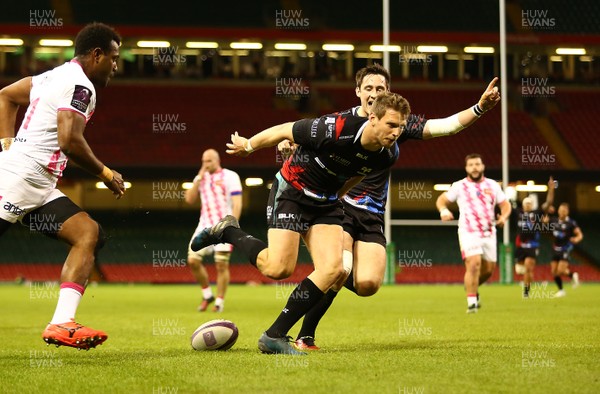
[515,208,545,249]
[281,108,399,202]
[343,108,427,213]
[550,216,579,248]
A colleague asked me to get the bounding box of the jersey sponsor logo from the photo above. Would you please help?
[310,119,319,138]
[277,213,297,220]
[328,154,351,167]
[70,85,92,112]
[3,200,25,216]
[356,153,368,160]
[358,166,373,175]
[324,117,335,138]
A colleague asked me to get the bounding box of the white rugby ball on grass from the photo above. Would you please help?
[191,319,239,351]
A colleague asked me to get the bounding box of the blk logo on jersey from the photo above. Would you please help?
[70,85,92,112]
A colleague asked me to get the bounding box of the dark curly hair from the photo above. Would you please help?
[355,63,391,90]
[74,22,121,56]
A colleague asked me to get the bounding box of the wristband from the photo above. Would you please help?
[440,208,451,218]
[472,103,485,117]
[193,175,201,183]
[97,165,114,182]
[245,139,254,153]
[1,137,14,151]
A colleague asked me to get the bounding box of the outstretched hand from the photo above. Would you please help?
[226,132,251,157]
[105,169,126,199]
[479,77,501,112]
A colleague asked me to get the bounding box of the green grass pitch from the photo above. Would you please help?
[0,282,598,393]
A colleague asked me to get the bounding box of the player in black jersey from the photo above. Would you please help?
[290,64,501,349]
[548,203,583,297]
[514,177,555,299]
[191,92,410,355]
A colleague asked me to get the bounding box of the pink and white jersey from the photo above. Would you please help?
[198,168,242,228]
[445,176,507,237]
[8,60,96,182]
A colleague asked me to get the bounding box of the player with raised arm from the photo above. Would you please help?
[436,154,511,313]
[192,92,410,354]
[514,177,554,299]
[281,64,500,350]
[0,23,125,349]
[548,203,583,297]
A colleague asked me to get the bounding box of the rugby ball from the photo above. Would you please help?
[191,319,238,351]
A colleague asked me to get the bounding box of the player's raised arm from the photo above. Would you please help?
[57,110,125,198]
[0,77,32,151]
[422,77,500,140]
[226,122,295,157]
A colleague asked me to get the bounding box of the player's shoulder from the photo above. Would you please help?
[222,168,242,181]
[222,168,239,176]
[60,61,95,90]
[36,61,95,94]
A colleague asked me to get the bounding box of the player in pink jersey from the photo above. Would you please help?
[185,149,242,312]
[436,153,511,313]
[0,23,125,349]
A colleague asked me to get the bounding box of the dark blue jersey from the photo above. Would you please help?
[550,216,579,249]
[515,208,545,249]
[343,108,427,213]
[281,108,399,202]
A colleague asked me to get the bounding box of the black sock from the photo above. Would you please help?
[222,227,266,267]
[554,276,563,290]
[297,289,339,339]
[523,284,530,295]
[266,278,325,338]
[568,272,573,279]
[343,271,357,295]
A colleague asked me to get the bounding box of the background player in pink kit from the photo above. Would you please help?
[436,153,511,313]
[185,149,242,312]
[0,23,125,349]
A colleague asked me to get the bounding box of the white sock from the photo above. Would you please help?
[202,286,213,299]
[467,295,478,307]
[50,288,82,324]
[215,297,224,307]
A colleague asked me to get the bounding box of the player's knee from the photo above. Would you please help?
[215,261,229,273]
[187,258,202,269]
[355,279,381,297]
[264,265,294,280]
[75,219,100,250]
